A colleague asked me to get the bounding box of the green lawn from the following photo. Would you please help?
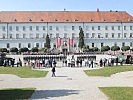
[84,65,133,77]
[0,88,35,100]
[99,87,133,100]
[0,67,48,78]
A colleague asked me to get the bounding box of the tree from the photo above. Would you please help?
[101,46,110,52]
[31,47,38,52]
[0,48,8,53]
[19,47,29,53]
[39,48,47,53]
[121,46,130,51]
[92,47,99,52]
[45,34,51,49]
[78,28,85,49]
[10,47,18,53]
[111,46,120,51]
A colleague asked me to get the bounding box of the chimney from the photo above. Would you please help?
[97,8,99,12]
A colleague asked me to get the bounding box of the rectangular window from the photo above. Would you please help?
[130,42,133,47]
[49,26,52,30]
[43,26,45,30]
[19,43,21,48]
[105,33,108,38]
[101,43,103,47]
[92,33,95,38]
[98,26,100,30]
[72,33,75,38]
[124,26,126,30]
[28,43,31,48]
[72,26,75,30]
[16,34,19,39]
[9,34,12,38]
[64,33,67,38]
[112,26,114,30]
[114,42,117,46]
[56,33,59,38]
[30,34,33,38]
[7,43,10,48]
[23,26,26,31]
[50,33,52,38]
[30,26,32,31]
[36,43,39,48]
[9,26,12,31]
[36,34,39,38]
[92,43,94,47]
[130,26,133,30]
[86,33,89,38]
[92,26,94,30]
[2,26,5,31]
[16,26,19,31]
[112,33,114,38]
[105,26,108,30]
[56,26,59,31]
[2,34,6,39]
[23,34,26,38]
[118,26,121,30]
[118,33,121,38]
[122,42,125,46]
[130,33,133,38]
[36,26,39,30]
[43,33,45,38]
[98,33,101,38]
[124,33,127,38]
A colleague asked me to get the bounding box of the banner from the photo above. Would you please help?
[56,37,61,47]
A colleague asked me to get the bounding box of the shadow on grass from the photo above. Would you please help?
[0,88,35,100]
[31,89,80,99]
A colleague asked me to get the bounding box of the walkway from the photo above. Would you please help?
[0,67,133,100]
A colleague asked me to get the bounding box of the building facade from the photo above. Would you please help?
[0,10,133,52]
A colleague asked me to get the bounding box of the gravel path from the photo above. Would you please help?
[0,67,133,100]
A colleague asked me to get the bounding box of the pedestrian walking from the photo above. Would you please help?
[52,67,56,77]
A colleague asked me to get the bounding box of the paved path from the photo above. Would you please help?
[0,67,133,100]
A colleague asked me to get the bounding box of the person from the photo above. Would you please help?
[53,60,57,67]
[52,67,56,77]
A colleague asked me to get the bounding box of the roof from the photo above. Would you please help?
[0,11,133,23]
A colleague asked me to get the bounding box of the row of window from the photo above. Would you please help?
[1,25,133,31]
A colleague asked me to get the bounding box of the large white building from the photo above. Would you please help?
[0,10,133,52]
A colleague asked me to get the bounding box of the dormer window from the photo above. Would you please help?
[66,19,69,21]
[41,19,44,21]
[75,19,78,21]
[55,19,58,21]
[91,19,93,21]
[29,19,32,22]
[14,19,17,22]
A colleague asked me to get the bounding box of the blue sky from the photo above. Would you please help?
[0,0,133,15]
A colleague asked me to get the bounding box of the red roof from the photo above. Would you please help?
[0,11,133,23]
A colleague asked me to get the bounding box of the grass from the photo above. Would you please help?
[84,65,133,77]
[99,87,133,100]
[0,88,35,100]
[0,67,48,78]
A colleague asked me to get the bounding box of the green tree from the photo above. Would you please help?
[121,46,130,51]
[101,46,110,52]
[45,34,51,49]
[0,48,8,53]
[92,47,99,52]
[19,47,29,53]
[10,47,18,53]
[111,46,120,51]
[78,28,85,48]
[31,47,38,52]
[83,45,89,52]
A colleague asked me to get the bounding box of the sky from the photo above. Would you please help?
[0,0,133,15]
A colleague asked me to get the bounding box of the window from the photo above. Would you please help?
[28,43,31,48]
[86,33,89,38]
[72,33,75,38]
[112,26,114,30]
[9,26,12,31]
[72,26,75,30]
[2,26,5,31]
[23,34,26,38]
[23,26,26,31]
[7,43,10,48]
[92,26,94,30]
[16,34,19,39]
[36,34,39,38]
[122,42,125,46]
[50,33,52,38]
[30,26,32,31]
[43,33,45,38]
[19,43,21,48]
[64,33,67,38]
[56,26,59,31]
[101,43,103,47]
[43,26,45,30]
[130,26,133,30]
[130,33,133,38]
[112,33,114,38]
[118,33,121,38]
[16,26,19,31]
[86,26,89,30]
[49,26,52,30]
[92,33,95,38]
[98,33,101,38]
[118,26,121,30]
[105,26,108,30]
[124,33,127,38]
[130,42,133,47]
[105,33,108,38]
[2,34,6,39]
[30,34,33,38]
[124,26,126,30]
[56,33,59,38]
[36,43,39,48]
[114,42,117,46]
[79,26,82,30]
[9,34,12,38]
[92,43,94,47]
[98,26,100,30]
[36,26,39,30]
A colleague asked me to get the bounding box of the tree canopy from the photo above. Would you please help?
[78,28,85,48]
[45,34,51,49]
[121,46,130,51]
[111,46,120,51]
